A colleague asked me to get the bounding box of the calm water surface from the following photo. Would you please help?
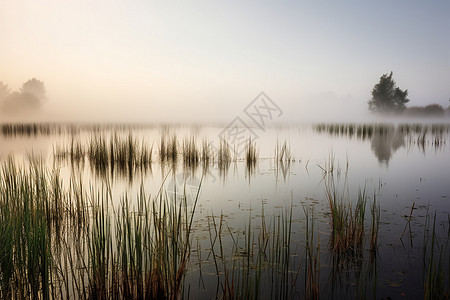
[1,122,449,299]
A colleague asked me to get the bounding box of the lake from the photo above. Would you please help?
[0,122,449,299]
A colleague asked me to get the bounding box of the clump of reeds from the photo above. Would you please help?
[1,123,52,137]
[114,185,199,299]
[422,212,450,299]
[53,137,85,166]
[275,140,293,181]
[355,123,375,140]
[314,123,402,142]
[325,177,367,254]
[275,140,292,163]
[87,194,114,299]
[206,203,297,300]
[0,156,71,299]
[87,134,110,176]
[0,155,199,299]
[201,138,214,169]
[159,134,178,163]
[303,205,320,300]
[54,132,153,180]
[182,136,200,168]
[217,139,232,178]
[245,138,258,175]
[417,127,428,146]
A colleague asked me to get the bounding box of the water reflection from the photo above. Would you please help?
[217,139,232,181]
[315,123,449,166]
[1,122,449,298]
[370,127,405,166]
[275,159,291,181]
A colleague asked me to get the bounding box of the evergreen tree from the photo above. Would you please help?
[368,72,409,113]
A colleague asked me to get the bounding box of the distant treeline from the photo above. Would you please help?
[403,104,450,118]
[368,72,450,118]
[0,78,46,114]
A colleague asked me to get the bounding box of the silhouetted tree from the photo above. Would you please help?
[21,78,46,100]
[2,91,41,113]
[0,78,46,114]
[368,72,409,113]
[0,81,10,101]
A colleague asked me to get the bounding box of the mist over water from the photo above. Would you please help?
[4,90,448,125]
[1,1,450,298]
[1,2,449,125]
[0,121,449,299]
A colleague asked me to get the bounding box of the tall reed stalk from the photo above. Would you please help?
[325,174,367,254]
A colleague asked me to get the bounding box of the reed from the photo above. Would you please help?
[245,138,258,175]
[0,122,162,138]
[325,175,367,254]
[73,182,201,299]
[182,136,200,168]
[312,122,442,145]
[274,140,293,181]
[275,140,292,162]
[0,156,62,299]
[369,194,380,254]
[1,123,52,137]
[303,205,320,300]
[87,134,110,177]
[0,153,202,299]
[423,212,450,299]
[168,135,178,163]
[54,132,153,180]
[53,137,85,166]
[317,153,336,175]
[201,138,214,168]
[137,140,153,173]
[217,139,231,178]
[87,193,113,299]
[206,204,296,300]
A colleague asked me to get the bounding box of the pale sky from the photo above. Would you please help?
[1,0,449,122]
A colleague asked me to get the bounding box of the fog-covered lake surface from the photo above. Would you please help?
[1,122,449,299]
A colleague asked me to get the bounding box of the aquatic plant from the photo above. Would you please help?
[245,138,258,176]
[423,213,450,299]
[325,175,367,254]
[182,136,200,168]
[206,204,297,300]
[217,139,232,178]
